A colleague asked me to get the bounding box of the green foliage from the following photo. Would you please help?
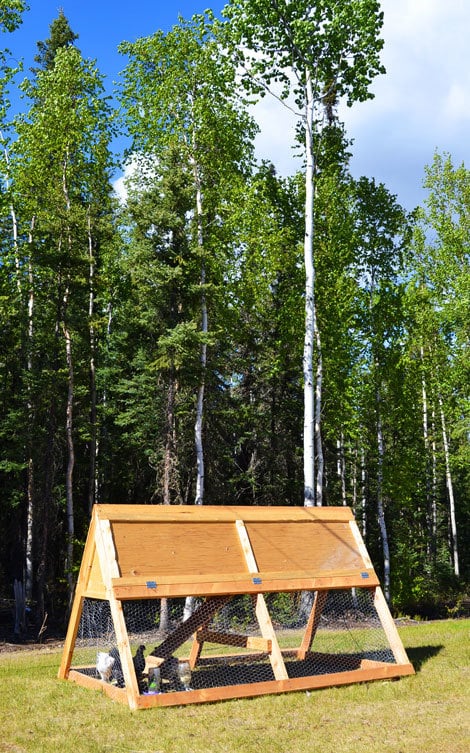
[222,0,385,108]
[0,0,26,34]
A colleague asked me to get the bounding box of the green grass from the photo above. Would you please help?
[1,619,469,753]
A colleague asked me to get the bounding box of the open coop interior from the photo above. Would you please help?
[70,587,401,702]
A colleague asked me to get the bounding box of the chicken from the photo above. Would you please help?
[96,651,115,682]
[109,646,125,687]
[159,655,182,690]
[133,644,146,678]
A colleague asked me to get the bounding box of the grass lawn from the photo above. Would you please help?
[0,619,469,753]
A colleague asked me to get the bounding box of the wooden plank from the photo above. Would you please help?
[112,568,378,587]
[152,596,230,659]
[297,590,328,660]
[94,504,354,524]
[189,628,205,670]
[254,593,288,680]
[135,662,414,708]
[112,571,379,599]
[246,521,368,575]
[68,669,129,705]
[195,628,271,652]
[349,519,375,570]
[373,586,415,669]
[58,593,84,680]
[235,519,259,572]
[111,521,247,578]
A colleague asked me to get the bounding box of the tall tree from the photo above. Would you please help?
[222,0,385,505]
[407,152,470,581]
[351,177,410,602]
[12,40,116,612]
[119,12,256,506]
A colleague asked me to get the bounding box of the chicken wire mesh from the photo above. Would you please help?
[71,588,397,698]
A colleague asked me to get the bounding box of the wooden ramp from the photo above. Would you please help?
[58,505,414,709]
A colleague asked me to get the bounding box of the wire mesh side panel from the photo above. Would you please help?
[71,589,397,696]
[72,598,117,680]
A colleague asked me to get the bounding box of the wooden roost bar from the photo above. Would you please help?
[58,505,414,709]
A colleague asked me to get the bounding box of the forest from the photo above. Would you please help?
[0,1,468,635]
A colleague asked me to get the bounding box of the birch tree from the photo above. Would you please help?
[223,0,384,505]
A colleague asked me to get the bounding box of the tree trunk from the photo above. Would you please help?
[337,432,347,506]
[314,304,324,506]
[87,210,98,513]
[376,385,391,603]
[160,374,177,632]
[303,69,315,507]
[63,317,75,606]
[191,154,206,507]
[438,393,459,577]
[361,446,367,538]
[25,218,36,603]
[62,155,76,607]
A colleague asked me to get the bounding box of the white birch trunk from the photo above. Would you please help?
[337,432,347,506]
[185,150,206,621]
[193,162,206,507]
[63,311,75,603]
[314,305,324,506]
[25,218,36,602]
[87,210,98,513]
[361,446,367,538]
[438,393,459,577]
[303,69,315,507]
[376,386,391,603]
[431,406,438,549]
[62,154,75,607]
[420,346,437,560]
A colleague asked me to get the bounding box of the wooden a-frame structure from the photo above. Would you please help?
[58,505,414,709]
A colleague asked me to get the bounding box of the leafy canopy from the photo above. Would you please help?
[222,0,385,109]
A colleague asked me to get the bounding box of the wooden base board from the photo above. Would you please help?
[67,658,414,710]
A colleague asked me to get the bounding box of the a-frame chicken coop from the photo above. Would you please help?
[58,505,414,710]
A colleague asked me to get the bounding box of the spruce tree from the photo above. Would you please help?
[31,8,79,74]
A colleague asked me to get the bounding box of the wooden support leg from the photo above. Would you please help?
[297,590,328,660]
[188,628,205,670]
[373,587,414,667]
[255,593,289,680]
[59,514,98,679]
[58,591,84,679]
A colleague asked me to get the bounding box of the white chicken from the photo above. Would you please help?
[96,651,115,682]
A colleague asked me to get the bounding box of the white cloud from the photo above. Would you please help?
[442,83,470,124]
[338,0,470,207]
[252,91,302,176]
[113,1,470,210]
[113,158,136,204]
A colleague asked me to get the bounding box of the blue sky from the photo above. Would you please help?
[8,1,224,82]
[6,1,470,212]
